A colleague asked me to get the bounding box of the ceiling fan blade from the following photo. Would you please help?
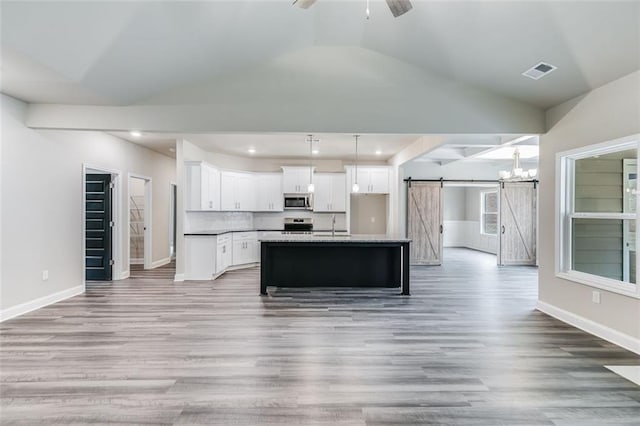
[293,0,318,9]
[385,0,413,17]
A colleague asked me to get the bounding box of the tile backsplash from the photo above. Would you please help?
[185,211,347,232]
[253,212,346,231]
[185,211,253,233]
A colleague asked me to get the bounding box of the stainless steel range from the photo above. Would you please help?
[282,217,313,234]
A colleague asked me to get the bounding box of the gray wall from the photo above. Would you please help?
[465,188,483,221]
[350,194,387,235]
[539,70,640,342]
[1,94,176,315]
[443,187,465,220]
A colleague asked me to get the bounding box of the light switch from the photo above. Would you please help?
[42,270,49,281]
[592,290,601,304]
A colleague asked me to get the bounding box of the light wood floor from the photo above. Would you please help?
[1,248,639,425]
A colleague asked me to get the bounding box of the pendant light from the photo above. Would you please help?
[352,135,360,193]
[307,134,315,193]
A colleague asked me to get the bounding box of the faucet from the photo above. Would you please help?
[332,214,336,237]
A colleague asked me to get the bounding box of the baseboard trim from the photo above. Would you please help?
[0,285,85,322]
[151,257,172,269]
[174,273,185,282]
[536,301,640,355]
[130,258,144,265]
[120,270,130,280]
[226,262,259,272]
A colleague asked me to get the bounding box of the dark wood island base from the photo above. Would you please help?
[260,236,410,296]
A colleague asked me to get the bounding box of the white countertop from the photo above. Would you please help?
[259,234,411,243]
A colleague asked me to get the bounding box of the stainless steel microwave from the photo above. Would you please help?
[284,195,312,210]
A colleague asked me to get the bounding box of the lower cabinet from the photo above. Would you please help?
[216,234,232,274]
[232,232,259,266]
[185,232,259,281]
[185,236,217,280]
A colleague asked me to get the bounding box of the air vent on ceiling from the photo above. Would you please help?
[522,62,557,80]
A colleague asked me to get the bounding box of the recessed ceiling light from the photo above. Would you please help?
[169,147,176,153]
[312,149,319,155]
[129,130,141,137]
[375,150,382,155]
[248,148,256,154]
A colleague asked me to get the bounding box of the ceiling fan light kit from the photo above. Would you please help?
[294,0,413,18]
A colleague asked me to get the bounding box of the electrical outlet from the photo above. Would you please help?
[371,217,375,223]
[42,270,49,281]
[592,290,601,304]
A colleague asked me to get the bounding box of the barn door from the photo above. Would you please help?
[408,182,443,265]
[499,182,537,265]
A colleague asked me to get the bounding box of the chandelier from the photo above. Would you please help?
[498,148,538,181]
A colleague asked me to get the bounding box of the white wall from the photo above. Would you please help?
[1,94,176,318]
[538,71,640,345]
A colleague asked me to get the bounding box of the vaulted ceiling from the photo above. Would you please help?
[1,1,638,162]
[2,0,638,109]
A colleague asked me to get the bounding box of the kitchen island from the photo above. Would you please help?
[259,235,411,296]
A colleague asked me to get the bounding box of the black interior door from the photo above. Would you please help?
[86,174,113,280]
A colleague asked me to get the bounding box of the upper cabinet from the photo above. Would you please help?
[353,167,390,194]
[185,161,220,211]
[255,173,283,212]
[313,173,346,212]
[220,171,255,211]
[282,166,313,193]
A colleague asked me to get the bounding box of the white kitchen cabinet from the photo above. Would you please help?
[313,173,346,212]
[185,161,220,210]
[282,166,313,193]
[255,173,283,211]
[232,232,259,265]
[353,167,390,194]
[220,171,255,211]
[185,235,217,279]
[216,234,232,274]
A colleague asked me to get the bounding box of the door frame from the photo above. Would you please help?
[82,164,123,284]
[128,173,153,269]
[169,182,177,259]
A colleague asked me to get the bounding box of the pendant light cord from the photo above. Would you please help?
[355,135,359,184]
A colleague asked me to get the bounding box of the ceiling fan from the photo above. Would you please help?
[294,0,413,18]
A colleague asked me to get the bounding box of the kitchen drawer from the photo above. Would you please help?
[232,231,257,242]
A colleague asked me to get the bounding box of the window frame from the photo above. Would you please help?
[556,134,640,299]
[480,189,498,236]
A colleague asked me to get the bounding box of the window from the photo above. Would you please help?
[557,135,640,298]
[481,190,498,235]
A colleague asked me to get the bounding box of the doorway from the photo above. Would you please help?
[83,165,122,282]
[407,180,538,267]
[128,174,152,270]
[442,184,500,262]
[85,173,113,280]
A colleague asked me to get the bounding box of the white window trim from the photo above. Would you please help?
[480,190,498,236]
[555,134,640,299]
